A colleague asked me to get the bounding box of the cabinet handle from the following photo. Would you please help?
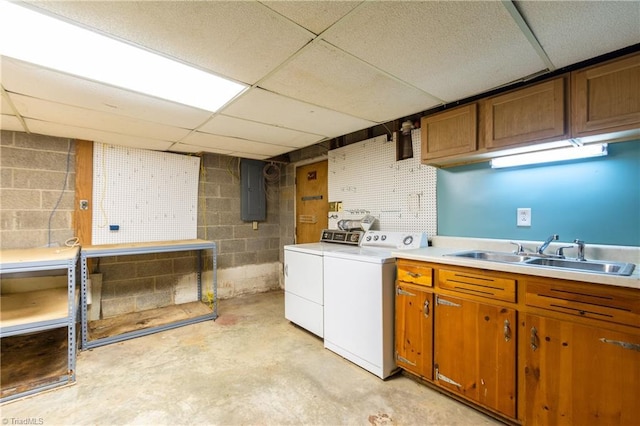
[406,271,421,278]
[284,264,288,277]
[530,327,538,351]
[600,338,640,352]
[423,299,430,318]
[503,319,511,342]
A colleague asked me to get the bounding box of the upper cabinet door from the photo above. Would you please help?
[483,77,568,149]
[572,52,640,137]
[421,103,477,161]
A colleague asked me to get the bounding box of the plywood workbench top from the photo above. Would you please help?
[0,246,79,267]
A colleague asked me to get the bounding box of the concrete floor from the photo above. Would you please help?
[1,290,501,425]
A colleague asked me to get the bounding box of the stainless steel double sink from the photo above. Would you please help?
[446,250,636,276]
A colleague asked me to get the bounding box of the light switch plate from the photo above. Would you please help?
[517,208,531,227]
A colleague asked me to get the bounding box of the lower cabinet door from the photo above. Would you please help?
[395,282,433,379]
[434,295,516,418]
[524,314,640,425]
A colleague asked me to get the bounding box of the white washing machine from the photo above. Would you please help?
[323,230,427,379]
[283,230,364,338]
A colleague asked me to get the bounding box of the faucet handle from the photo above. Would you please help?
[510,241,525,254]
[555,245,574,258]
[573,239,586,261]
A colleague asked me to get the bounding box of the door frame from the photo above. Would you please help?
[293,155,328,244]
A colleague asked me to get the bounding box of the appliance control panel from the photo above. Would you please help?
[320,229,363,245]
[360,231,428,249]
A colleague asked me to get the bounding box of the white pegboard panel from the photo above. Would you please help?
[92,143,200,245]
[328,131,437,237]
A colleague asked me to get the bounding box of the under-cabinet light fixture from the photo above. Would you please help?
[490,143,608,169]
[0,1,247,112]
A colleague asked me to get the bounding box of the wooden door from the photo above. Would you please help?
[524,314,640,425]
[434,295,516,418]
[295,160,328,244]
[395,282,433,379]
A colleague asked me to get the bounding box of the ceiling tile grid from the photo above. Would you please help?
[321,1,548,101]
[260,40,442,122]
[1,1,638,158]
[515,1,640,69]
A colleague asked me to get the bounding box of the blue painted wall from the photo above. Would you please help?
[437,140,640,246]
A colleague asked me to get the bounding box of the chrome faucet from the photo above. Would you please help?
[574,239,586,261]
[537,234,559,255]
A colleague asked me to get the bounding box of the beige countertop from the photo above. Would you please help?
[392,236,640,290]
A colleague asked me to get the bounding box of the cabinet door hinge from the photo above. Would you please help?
[436,295,461,308]
[600,338,640,352]
[396,353,417,366]
[435,367,462,387]
[397,287,416,297]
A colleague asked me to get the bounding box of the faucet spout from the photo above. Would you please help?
[537,234,559,255]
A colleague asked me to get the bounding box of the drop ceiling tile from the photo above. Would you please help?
[1,58,213,129]
[221,88,377,138]
[25,118,174,151]
[199,115,323,148]
[322,1,546,102]
[182,131,291,157]
[516,1,640,68]
[26,1,314,84]
[1,114,24,132]
[10,93,191,142]
[170,142,232,156]
[260,41,442,122]
[260,1,361,35]
[230,152,271,160]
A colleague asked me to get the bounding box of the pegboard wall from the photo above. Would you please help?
[328,131,437,236]
[92,143,200,245]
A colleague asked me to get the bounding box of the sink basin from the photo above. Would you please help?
[524,258,635,276]
[445,250,636,276]
[446,250,532,263]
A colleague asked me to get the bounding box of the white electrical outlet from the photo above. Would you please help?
[517,208,531,227]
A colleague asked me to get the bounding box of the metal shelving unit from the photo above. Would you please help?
[80,239,217,350]
[0,246,80,403]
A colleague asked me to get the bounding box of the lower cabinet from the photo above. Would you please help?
[395,261,640,424]
[434,294,516,418]
[523,314,640,425]
[395,282,433,379]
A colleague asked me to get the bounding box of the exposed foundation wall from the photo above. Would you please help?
[0,131,76,249]
[0,130,292,317]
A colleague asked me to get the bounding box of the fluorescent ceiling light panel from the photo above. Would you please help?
[0,1,246,112]
[490,143,608,169]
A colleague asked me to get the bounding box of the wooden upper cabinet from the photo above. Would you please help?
[420,103,477,162]
[483,77,568,149]
[572,52,640,137]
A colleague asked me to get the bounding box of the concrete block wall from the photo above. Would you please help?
[0,131,76,249]
[0,130,329,315]
[195,153,282,299]
[96,251,199,318]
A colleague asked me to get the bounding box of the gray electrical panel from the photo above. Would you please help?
[240,159,266,221]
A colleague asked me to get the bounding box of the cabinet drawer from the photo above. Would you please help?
[525,279,640,328]
[437,269,516,303]
[397,260,433,287]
